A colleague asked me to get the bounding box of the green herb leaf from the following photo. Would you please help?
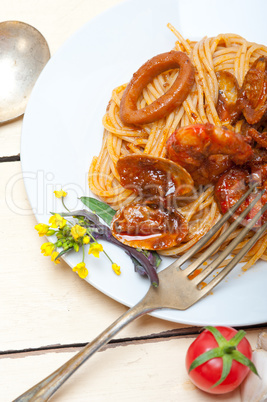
[80,197,116,225]
[55,248,72,260]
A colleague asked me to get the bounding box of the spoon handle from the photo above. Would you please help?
[13,300,153,401]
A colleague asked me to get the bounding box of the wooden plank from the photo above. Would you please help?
[1,333,252,402]
[0,118,22,158]
[1,161,190,352]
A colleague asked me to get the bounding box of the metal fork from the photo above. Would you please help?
[15,184,267,402]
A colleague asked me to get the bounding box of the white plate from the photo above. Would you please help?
[21,0,267,326]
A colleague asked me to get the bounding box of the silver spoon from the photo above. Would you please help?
[0,21,50,122]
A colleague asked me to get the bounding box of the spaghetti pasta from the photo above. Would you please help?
[88,25,267,269]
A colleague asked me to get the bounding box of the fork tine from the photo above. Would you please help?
[175,183,258,266]
[198,219,267,296]
[184,188,266,276]
[191,201,267,286]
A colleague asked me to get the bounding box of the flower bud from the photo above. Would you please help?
[73,243,79,252]
[46,229,56,236]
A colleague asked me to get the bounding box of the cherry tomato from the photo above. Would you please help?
[185,326,257,394]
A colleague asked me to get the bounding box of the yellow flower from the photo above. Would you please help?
[83,236,90,244]
[51,251,60,264]
[54,189,67,198]
[49,213,67,229]
[112,263,121,276]
[35,223,50,236]
[88,242,103,258]
[41,242,55,256]
[71,224,87,241]
[73,262,88,279]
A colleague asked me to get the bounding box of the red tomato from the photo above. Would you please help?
[185,326,253,394]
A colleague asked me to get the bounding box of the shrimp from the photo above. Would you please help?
[166,123,253,185]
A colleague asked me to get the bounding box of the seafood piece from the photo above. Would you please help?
[119,51,195,126]
[240,122,267,167]
[248,127,267,148]
[111,200,188,250]
[214,167,267,228]
[116,154,193,198]
[166,123,252,185]
[113,154,191,249]
[238,56,267,124]
[250,163,267,184]
[216,71,240,124]
[248,148,267,170]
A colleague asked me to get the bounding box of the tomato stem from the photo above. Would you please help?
[222,345,236,354]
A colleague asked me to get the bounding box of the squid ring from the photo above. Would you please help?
[119,51,195,126]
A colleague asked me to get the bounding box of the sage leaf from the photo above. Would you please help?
[55,248,72,260]
[80,197,116,225]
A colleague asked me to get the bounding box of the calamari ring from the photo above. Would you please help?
[119,51,195,126]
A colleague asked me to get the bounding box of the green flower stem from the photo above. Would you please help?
[102,250,114,264]
[82,244,85,263]
[87,232,98,244]
[62,197,70,212]
[88,232,114,264]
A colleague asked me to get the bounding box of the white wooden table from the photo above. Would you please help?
[0,1,266,400]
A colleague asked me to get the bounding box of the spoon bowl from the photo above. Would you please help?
[0,21,50,122]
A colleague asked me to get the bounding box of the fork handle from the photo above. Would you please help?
[14,299,155,402]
